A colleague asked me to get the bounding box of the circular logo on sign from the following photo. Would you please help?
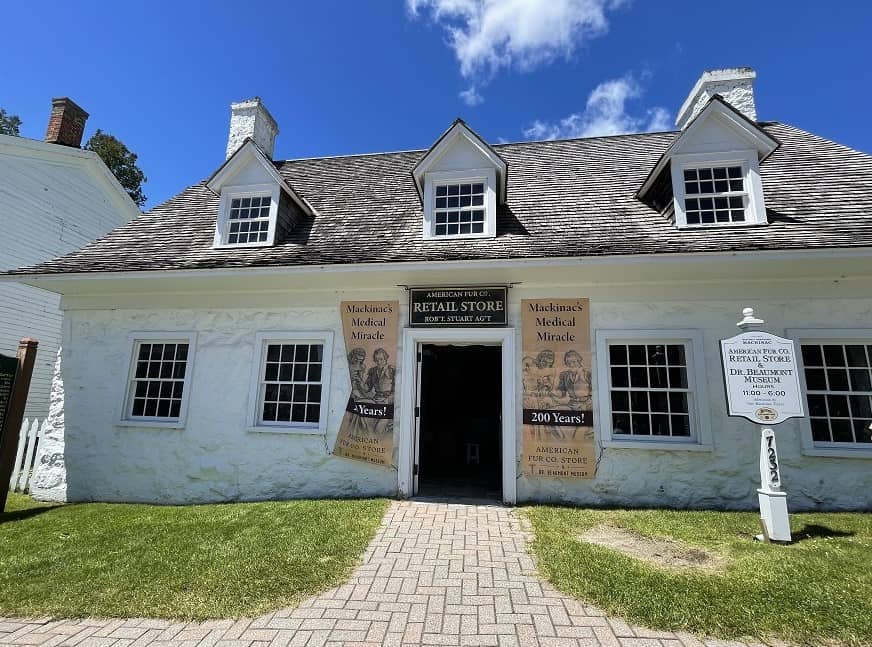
[755,407,778,422]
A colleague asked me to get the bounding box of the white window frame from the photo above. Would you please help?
[423,168,497,240]
[671,150,767,228]
[246,331,334,435]
[595,329,712,451]
[213,183,281,248]
[788,328,872,459]
[117,331,197,429]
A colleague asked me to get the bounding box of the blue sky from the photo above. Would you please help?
[3,1,871,209]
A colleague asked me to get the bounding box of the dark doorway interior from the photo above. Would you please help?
[417,344,502,500]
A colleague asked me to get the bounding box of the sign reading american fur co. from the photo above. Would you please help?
[409,287,507,327]
[720,331,804,425]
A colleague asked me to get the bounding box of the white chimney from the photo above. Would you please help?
[675,68,757,130]
[225,97,279,159]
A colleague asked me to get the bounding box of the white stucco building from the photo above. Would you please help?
[0,98,139,420]
[5,70,872,510]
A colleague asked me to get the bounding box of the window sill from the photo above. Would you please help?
[116,420,185,430]
[602,439,712,452]
[424,232,495,241]
[212,241,273,249]
[801,446,872,459]
[245,425,325,436]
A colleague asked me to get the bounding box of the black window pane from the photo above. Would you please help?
[649,367,668,388]
[823,345,846,366]
[728,166,742,178]
[173,362,186,379]
[669,392,688,413]
[831,419,854,442]
[846,345,868,367]
[827,369,850,391]
[292,404,306,422]
[802,345,823,366]
[613,413,630,435]
[132,399,145,416]
[630,367,648,388]
[683,169,696,181]
[698,168,712,180]
[850,395,872,419]
[630,391,648,412]
[150,344,163,360]
[631,414,650,435]
[308,364,322,382]
[807,394,827,417]
[651,414,670,435]
[854,420,872,443]
[611,391,629,412]
[628,345,646,365]
[810,418,831,442]
[308,384,322,404]
[305,405,320,423]
[292,384,307,402]
[265,363,279,381]
[804,369,827,390]
[611,367,628,388]
[277,403,291,422]
[609,345,627,365]
[159,382,173,399]
[293,364,307,381]
[148,363,161,378]
[650,392,669,412]
[850,370,871,392]
[827,394,849,418]
[135,381,148,397]
[668,367,687,389]
[279,384,293,402]
[472,183,484,193]
[647,345,666,365]
[170,400,181,418]
[135,361,148,378]
[671,415,690,436]
[264,384,278,402]
[144,400,158,417]
[666,345,686,365]
[279,364,293,381]
[267,345,281,362]
[160,362,173,378]
[157,400,171,418]
[713,167,727,179]
[436,185,447,196]
[173,382,184,398]
[686,212,700,225]
[147,382,160,398]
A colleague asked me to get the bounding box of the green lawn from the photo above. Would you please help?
[522,506,872,646]
[0,493,389,620]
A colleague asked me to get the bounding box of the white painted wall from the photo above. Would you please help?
[0,136,136,419]
[32,276,872,510]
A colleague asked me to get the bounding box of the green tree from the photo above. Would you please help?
[85,129,147,207]
[0,108,22,136]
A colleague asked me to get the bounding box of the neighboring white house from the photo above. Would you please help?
[5,70,872,510]
[0,98,140,419]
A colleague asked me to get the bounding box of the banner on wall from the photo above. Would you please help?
[333,301,399,466]
[521,298,597,479]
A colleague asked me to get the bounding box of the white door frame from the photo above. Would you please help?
[398,327,517,504]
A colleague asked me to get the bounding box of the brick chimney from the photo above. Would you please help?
[675,68,757,130]
[44,97,89,148]
[226,97,278,159]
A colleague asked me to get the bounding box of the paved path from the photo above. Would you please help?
[0,500,762,647]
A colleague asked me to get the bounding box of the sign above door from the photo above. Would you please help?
[409,287,508,327]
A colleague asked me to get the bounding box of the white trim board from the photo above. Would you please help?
[398,327,517,504]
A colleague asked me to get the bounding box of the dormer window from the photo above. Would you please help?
[205,139,316,250]
[413,120,508,242]
[637,96,779,230]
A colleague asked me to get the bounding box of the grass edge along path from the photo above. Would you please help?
[0,493,389,620]
[521,506,872,647]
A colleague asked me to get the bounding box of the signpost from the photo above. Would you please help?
[0,339,38,512]
[720,309,803,542]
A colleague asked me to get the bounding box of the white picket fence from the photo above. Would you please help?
[9,418,45,494]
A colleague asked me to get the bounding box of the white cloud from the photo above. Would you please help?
[459,85,484,106]
[407,0,621,81]
[522,76,671,140]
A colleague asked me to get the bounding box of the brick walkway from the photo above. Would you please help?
[0,500,762,647]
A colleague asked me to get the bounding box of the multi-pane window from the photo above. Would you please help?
[608,343,692,438]
[434,182,485,236]
[128,342,189,420]
[227,196,271,244]
[259,343,323,425]
[801,343,872,444]
[683,165,746,225]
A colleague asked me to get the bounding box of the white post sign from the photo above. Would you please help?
[720,308,804,543]
[720,330,804,425]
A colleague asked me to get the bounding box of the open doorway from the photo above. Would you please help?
[417,344,502,500]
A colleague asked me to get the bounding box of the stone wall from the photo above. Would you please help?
[31,290,872,510]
